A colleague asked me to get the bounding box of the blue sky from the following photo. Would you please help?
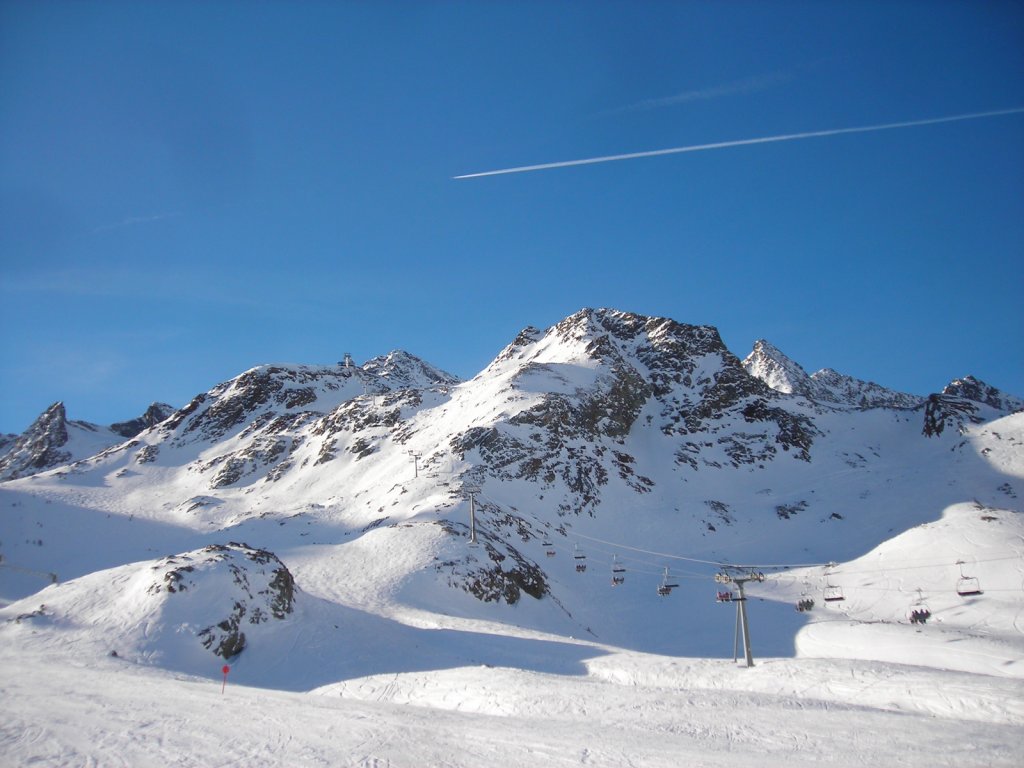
[1,1,1022,432]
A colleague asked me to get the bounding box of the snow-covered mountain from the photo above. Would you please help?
[0,401,175,481]
[1,308,1022,767]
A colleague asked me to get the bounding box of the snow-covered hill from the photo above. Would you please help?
[1,308,1021,766]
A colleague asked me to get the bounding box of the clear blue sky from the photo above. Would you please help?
[2,1,1022,432]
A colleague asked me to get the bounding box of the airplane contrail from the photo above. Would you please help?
[453,106,1024,180]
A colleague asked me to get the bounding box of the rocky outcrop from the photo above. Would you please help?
[149,542,297,660]
[943,376,1024,414]
[110,403,176,438]
[0,402,72,481]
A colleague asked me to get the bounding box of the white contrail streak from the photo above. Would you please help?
[453,107,1024,180]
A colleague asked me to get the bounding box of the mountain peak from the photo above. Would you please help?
[360,350,460,389]
[942,375,1024,413]
[0,401,71,480]
[742,340,813,397]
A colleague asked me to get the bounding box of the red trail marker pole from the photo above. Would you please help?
[221,664,230,694]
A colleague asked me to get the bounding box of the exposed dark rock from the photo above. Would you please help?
[0,402,72,480]
[942,376,1024,413]
[922,395,982,437]
[110,403,176,438]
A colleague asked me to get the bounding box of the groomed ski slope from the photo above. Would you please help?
[1,500,1021,767]
[1,647,1020,768]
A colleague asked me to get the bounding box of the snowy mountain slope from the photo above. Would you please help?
[809,366,923,409]
[1,309,1020,658]
[753,500,1024,677]
[0,401,175,481]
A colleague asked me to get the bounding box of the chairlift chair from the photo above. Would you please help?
[610,555,625,586]
[823,565,845,602]
[956,577,982,596]
[795,581,815,612]
[574,544,587,573]
[823,584,845,602]
[955,560,983,596]
[908,588,932,624]
[657,567,678,597]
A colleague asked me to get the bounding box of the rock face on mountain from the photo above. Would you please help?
[809,368,923,409]
[0,401,176,481]
[919,380,1022,438]
[0,402,72,480]
[943,376,1024,414]
[450,310,817,518]
[152,542,297,660]
[110,403,176,439]
[361,350,461,390]
[2,542,298,667]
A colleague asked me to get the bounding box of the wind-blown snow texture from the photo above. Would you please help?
[1,309,1022,766]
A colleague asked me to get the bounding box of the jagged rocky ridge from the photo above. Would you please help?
[742,339,923,409]
[0,401,175,481]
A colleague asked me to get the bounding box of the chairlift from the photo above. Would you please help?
[823,585,845,602]
[543,538,556,557]
[610,555,626,586]
[657,567,678,597]
[574,544,587,573]
[823,565,845,602]
[795,580,815,612]
[908,588,932,624]
[716,590,735,603]
[955,560,983,596]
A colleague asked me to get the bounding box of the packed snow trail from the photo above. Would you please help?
[2,648,1021,768]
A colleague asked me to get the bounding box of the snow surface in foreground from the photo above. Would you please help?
[2,503,1022,766]
[1,647,1021,768]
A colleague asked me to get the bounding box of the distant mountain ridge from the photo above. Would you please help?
[3,313,1020,491]
[741,339,924,409]
[0,401,175,481]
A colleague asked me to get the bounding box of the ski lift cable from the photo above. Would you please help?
[536,536,696,577]
[545,538,706,579]
[566,531,730,567]
[470,492,1016,580]
[541,536,714,582]
[567,530,830,571]
[828,554,1020,577]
